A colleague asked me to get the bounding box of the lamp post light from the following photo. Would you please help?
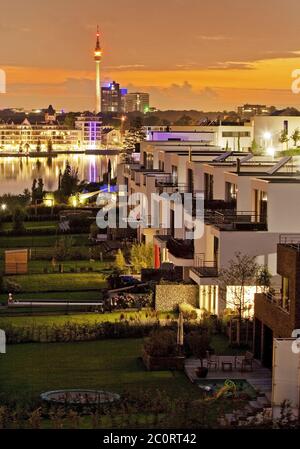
[267,146,276,160]
[263,132,272,150]
[1,203,7,212]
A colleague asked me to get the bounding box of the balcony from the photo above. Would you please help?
[206,211,267,231]
[279,234,300,250]
[166,237,194,260]
[265,288,290,314]
[191,253,218,278]
[155,176,189,194]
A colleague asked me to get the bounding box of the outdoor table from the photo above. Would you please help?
[222,361,233,372]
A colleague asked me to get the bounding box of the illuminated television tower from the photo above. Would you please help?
[94,25,102,114]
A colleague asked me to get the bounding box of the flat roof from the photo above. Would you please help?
[260,177,300,183]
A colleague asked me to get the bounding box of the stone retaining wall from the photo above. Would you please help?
[155,284,198,312]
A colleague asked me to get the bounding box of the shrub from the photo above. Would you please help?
[12,207,26,233]
[179,303,198,321]
[3,279,22,294]
[143,329,177,357]
[186,331,211,367]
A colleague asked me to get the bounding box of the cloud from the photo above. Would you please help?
[197,35,232,41]
[126,81,220,110]
[103,64,146,71]
[208,61,255,71]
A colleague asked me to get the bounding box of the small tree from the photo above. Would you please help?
[47,139,53,152]
[291,129,300,148]
[218,252,261,344]
[251,139,261,155]
[257,265,272,293]
[144,329,177,357]
[279,130,289,151]
[54,236,74,261]
[115,249,127,273]
[32,178,44,204]
[174,114,193,126]
[187,331,211,368]
[59,161,79,198]
[123,116,146,155]
[130,243,154,274]
[12,207,26,233]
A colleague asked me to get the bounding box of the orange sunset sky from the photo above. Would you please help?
[1,0,300,111]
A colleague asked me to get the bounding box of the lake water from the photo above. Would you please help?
[0,154,119,195]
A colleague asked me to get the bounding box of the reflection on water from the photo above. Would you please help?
[0,154,119,194]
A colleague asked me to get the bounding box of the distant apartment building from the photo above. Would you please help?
[0,106,102,151]
[101,81,127,114]
[75,114,102,149]
[238,104,275,118]
[145,123,253,151]
[125,92,150,113]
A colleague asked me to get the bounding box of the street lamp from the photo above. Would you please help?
[267,146,275,158]
[263,132,272,141]
[263,131,272,150]
[1,204,7,212]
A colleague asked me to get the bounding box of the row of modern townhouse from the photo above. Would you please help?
[117,133,300,326]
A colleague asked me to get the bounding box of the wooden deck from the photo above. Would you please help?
[185,356,272,398]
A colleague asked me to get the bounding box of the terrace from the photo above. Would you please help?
[207,211,267,231]
[264,287,290,314]
[191,253,218,278]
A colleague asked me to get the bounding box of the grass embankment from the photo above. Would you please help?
[4,273,107,293]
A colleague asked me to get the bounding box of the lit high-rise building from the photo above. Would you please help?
[101,81,127,114]
[94,26,102,114]
[125,92,150,113]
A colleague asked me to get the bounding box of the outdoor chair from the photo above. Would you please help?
[235,351,254,372]
[206,351,219,371]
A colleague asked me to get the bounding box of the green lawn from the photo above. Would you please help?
[0,259,112,276]
[0,311,173,328]
[2,221,58,232]
[5,273,107,293]
[0,233,90,249]
[0,339,199,405]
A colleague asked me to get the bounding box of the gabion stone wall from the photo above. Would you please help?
[155,284,198,312]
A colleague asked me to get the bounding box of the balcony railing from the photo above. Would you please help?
[206,211,267,231]
[192,253,218,277]
[265,288,290,314]
[279,234,300,251]
[155,177,190,193]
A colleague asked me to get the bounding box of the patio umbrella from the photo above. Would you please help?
[107,158,112,189]
[177,312,184,348]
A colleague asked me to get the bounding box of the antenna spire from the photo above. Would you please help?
[96,25,100,50]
